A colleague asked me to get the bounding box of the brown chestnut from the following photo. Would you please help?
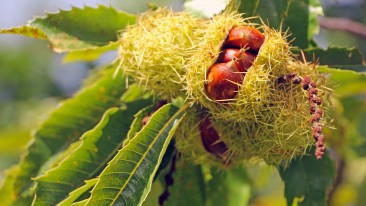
[223,26,265,52]
[199,115,228,159]
[205,62,243,101]
[217,49,256,73]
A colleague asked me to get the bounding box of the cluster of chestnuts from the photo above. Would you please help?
[205,26,264,101]
[201,25,327,161]
[201,26,266,162]
[120,9,331,166]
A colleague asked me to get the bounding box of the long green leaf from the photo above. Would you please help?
[278,147,335,206]
[7,67,126,205]
[33,99,152,205]
[124,105,154,147]
[57,179,98,206]
[29,5,135,52]
[85,104,187,206]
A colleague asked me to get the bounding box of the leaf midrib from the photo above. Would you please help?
[109,105,184,206]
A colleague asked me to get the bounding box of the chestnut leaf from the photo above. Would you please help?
[278,147,335,206]
[8,66,127,205]
[33,100,152,205]
[85,104,186,206]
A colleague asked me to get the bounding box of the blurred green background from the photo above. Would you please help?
[0,0,365,205]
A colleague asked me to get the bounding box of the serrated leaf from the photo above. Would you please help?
[295,47,365,71]
[124,105,154,147]
[125,104,175,181]
[57,178,98,206]
[278,148,335,206]
[165,160,205,206]
[36,138,81,179]
[34,100,152,206]
[29,5,135,52]
[85,104,187,206]
[6,67,126,205]
[206,166,251,206]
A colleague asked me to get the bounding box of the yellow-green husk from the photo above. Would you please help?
[118,9,332,166]
[118,8,198,99]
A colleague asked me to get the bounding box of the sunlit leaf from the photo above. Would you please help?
[8,67,126,205]
[125,103,175,180]
[70,199,88,206]
[57,178,98,206]
[124,106,154,147]
[36,140,81,181]
[85,104,187,206]
[34,100,152,205]
[278,148,335,206]
[29,5,135,52]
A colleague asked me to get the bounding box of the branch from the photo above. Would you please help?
[318,16,366,39]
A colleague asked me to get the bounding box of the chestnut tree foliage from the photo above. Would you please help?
[1,1,366,206]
